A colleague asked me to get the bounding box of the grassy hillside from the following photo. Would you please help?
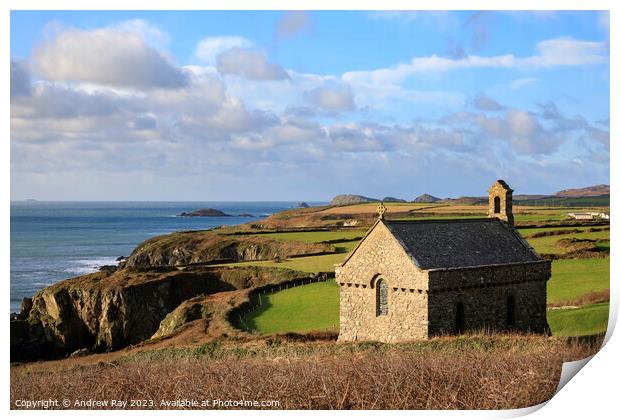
[10,201,611,409]
[232,218,609,338]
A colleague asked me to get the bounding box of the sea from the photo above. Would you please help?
[10,201,320,313]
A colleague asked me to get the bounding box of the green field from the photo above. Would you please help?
[241,257,609,337]
[518,226,608,235]
[596,242,610,252]
[526,231,609,254]
[547,303,609,337]
[220,227,610,272]
[256,230,365,243]
[214,240,358,273]
[513,213,569,222]
[547,258,610,304]
[216,240,358,273]
[514,195,610,207]
[241,280,340,333]
[230,211,609,338]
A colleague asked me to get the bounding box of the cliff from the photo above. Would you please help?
[123,231,336,268]
[11,266,309,361]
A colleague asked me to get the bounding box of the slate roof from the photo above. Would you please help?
[384,218,541,270]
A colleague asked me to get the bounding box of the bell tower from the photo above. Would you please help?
[488,180,514,226]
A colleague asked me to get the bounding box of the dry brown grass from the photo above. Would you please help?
[11,335,601,410]
[548,289,610,308]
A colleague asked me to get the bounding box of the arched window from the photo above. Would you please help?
[506,295,516,328]
[454,302,465,334]
[376,279,388,316]
[494,196,501,213]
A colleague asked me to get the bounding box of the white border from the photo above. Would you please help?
[3,1,616,419]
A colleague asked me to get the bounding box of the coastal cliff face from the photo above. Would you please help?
[124,231,335,268]
[10,213,344,362]
[11,266,308,361]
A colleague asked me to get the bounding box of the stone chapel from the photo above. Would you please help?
[336,180,550,342]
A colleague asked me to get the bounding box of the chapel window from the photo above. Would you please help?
[376,279,388,316]
[454,302,465,334]
[506,295,516,328]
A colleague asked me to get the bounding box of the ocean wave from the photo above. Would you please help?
[64,257,118,275]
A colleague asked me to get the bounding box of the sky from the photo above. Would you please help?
[10,10,610,201]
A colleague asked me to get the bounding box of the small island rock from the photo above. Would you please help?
[178,208,232,217]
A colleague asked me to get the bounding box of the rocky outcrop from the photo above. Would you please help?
[124,232,336,269]
[413,194,441,203]
[447,196,487,205]
[297,202,310,208]
[382,197,407,203]
[178,208,231,217]
[11,266,308,361]
[329,194,379,206]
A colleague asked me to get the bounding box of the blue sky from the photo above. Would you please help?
[10,10,610,200]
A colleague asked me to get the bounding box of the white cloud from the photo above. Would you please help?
[510,78,539,90]
[216,48,290,80]
[11,20,610,200]
[472,93,504,112]
[343,54,515,85]
[112,19,171,48]
[194,36,253,65]
[522,37,608,67]
[343,37,608,86]
[350,82,465,110]
[474,109,562,154]
[31,26,187,89]
[11,60,31,97]
[276,11,312,40]
[304,84,356,112]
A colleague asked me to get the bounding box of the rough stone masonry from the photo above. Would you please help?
[336,180,550,342]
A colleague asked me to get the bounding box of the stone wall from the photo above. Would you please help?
[336,221,429,342]
[427,261,550,335]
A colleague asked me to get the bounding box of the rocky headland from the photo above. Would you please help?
[10,223,338,362]
[329,194,379,206]
[413,194,441,203]
[10,265,312,361]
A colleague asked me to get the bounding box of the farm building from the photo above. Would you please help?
[568,212,609,221]
[336,180,551,342]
